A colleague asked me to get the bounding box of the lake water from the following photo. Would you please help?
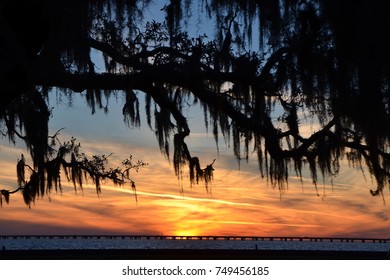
[1,236,389,251]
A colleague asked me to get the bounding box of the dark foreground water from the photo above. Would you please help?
[1,236,389,251]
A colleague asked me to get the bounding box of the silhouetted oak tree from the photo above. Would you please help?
[1,0,390,206]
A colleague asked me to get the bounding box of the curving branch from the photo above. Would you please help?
[28,52,390,192]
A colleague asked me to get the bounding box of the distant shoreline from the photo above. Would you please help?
[1,249,389,260]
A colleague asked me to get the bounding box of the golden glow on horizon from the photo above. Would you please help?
[173,229,201,237]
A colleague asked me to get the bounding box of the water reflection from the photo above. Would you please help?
[1,236,390,251]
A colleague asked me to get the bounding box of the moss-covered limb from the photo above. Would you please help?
[0,137,147,208]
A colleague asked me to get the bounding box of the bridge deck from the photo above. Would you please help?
[1,235,389,243]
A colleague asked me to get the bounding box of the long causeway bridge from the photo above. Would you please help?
[1,235,389,243]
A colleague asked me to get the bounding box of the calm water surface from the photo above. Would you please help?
[1,236,389,251]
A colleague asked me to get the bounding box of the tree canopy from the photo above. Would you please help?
[1,0,390,206]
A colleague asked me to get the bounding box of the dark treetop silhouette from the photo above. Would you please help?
[1,0,390,207]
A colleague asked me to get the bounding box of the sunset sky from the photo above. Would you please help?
[1,92,389,238]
